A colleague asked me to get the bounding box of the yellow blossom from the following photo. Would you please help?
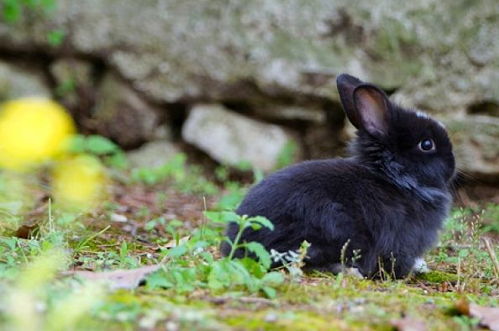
[0,98,75,170]
[52,155,106,211]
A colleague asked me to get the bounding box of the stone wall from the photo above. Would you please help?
[0,0,497,180]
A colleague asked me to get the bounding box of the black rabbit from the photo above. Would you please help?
[221,74,455,278]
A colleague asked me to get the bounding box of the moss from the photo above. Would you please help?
[416,271,459,283]
[223,310,358,331]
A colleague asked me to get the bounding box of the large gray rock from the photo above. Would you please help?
[182,104,298,171]
[0,0,497,114]
[0,61,50,101]
[444,115,499,182]
[127,140,181,168]
[252,104,326,123]
[0,0,498,182]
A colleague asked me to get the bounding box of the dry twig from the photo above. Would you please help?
[483,238,499,280]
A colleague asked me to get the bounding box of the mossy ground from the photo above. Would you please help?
[0,167,497,330]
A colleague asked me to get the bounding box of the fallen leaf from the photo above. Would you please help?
[163,235,191,249]
[110,213,128,223]
[456,299,499,331]
[64,264,161,290]
[470,304,499,331]
[391,317,427,331]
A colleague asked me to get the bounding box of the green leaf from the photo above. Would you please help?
[249,216,274,231]
[262,271,284,286]
[250,223,262,231]
[217,188,245,210]
[3,0,22,23]
[105,152,128,169]
[245,242,271,269]
[132,168,159,185]
[235,160,252,171]
[239,257,266,278]
[55,78,76,97]
[221,211,240,222]
[144,220,156,231]
[68,135,86,153]
[261,286,276,299]
[191,240,210,250]
[207,260,229,290]
[204,210,238,224]
[170,268,197,293]
[199,252,214,263]
[167,245,187,258]
[146,271,174,289]
[119,242,128,258]
[208,259,251,290]
[85,135,119,155]
[47,29,65,46]
[68,134,121,158]
[228,260,257,291]
[203,211,223,223]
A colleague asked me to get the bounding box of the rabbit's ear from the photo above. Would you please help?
[336,74,365,129]
[353,85,390,136]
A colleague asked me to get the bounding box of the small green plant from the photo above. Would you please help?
[131,153,218,195]
[1,0,56,23]
[146,211,284,298]
[46,28,65,46]
[111,242,139,268]
[69,134,127,169]
[132,154,186,185]
[482,203,499,233]
[211,211,273,263]
[54,78,76,98]
[270,240,310,282]
[2,0,65,47]
[145,217,184,245]
[430,206,499,289]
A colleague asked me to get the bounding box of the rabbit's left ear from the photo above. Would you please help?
[336,73,365,129]
[353,85,391,136]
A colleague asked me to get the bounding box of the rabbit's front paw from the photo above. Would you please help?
[412,257,430,274]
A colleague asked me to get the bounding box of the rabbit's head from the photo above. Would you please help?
[336,74,455,201]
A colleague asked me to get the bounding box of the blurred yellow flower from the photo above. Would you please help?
[52,155,107,211]
[0,98,75,170]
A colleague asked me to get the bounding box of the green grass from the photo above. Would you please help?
[0,155,497,330]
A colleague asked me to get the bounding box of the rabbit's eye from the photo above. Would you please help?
[418,139,435,152]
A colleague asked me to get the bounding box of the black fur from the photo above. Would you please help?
[220,74,455,278]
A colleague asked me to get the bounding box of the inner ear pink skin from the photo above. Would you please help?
[354,87,389,136]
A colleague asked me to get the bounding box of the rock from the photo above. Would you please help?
[253,105,326,123]
[444,115,499,183]
[182,104,298,171]
[49,57,94,110]
[127,140,181,168]
[304,123,345,159]
[0,61,50,101]
[0,0,497,113]
[92,72,161,148]
[0,0,498,181]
